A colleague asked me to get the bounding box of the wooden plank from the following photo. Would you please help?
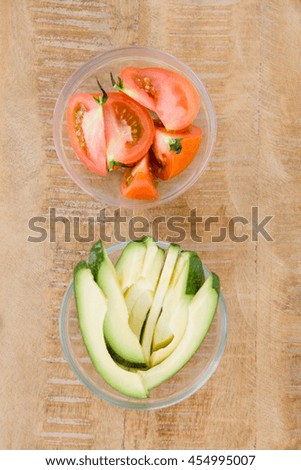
[0,0,49,450]
[256,0,301,450]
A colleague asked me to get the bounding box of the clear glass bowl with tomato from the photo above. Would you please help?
[59,241,227,410]
[53,47,216,208]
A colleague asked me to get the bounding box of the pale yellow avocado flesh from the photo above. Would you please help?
[140,239,165,288]
[141,244,180,363]
[150,297,189,366]
[140,274,219,391]
[125,280,152,313]
[152,252,190,351]
[74,266,148,398]
[115,241,147,292]
[124,238,165,341]
[129,290,153,339]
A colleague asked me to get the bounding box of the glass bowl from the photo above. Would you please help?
[53,47,216,209]
[59,242,227,410]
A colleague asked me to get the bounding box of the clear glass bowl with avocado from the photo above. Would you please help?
[59,239,228,410]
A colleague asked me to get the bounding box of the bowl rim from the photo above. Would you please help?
[53,46,217,209]
[59,241,228,410]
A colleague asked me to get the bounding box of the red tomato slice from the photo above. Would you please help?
[103,92,155,169]
[121,153,159,200]
[116,67,200,131]
[66,92,107,176]
[151,125,202,180]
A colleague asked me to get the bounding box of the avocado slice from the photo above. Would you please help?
[152,250,205,352]
[88,240,145,365]
[140,237,165,288]
[115,240,147,292]
[121,237,164,312]
[73,262,148,398]
[123,237,165,339]
[140,273,220,390]
[150,297,190,366]
[141,244,180,364]
[125,279,151,312]
[105,342,148,370]
[129,290,153,340]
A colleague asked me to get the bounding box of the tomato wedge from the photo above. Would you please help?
[121,153,159,200]
[66,92,107,176]
[114,67,200,131]
[103,92,154,169]
[151,124,202,180]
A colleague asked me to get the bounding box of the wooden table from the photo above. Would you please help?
[1,0,300,450]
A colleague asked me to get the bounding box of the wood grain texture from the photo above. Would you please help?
[0,0,300,450]
[0,0,49,450]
